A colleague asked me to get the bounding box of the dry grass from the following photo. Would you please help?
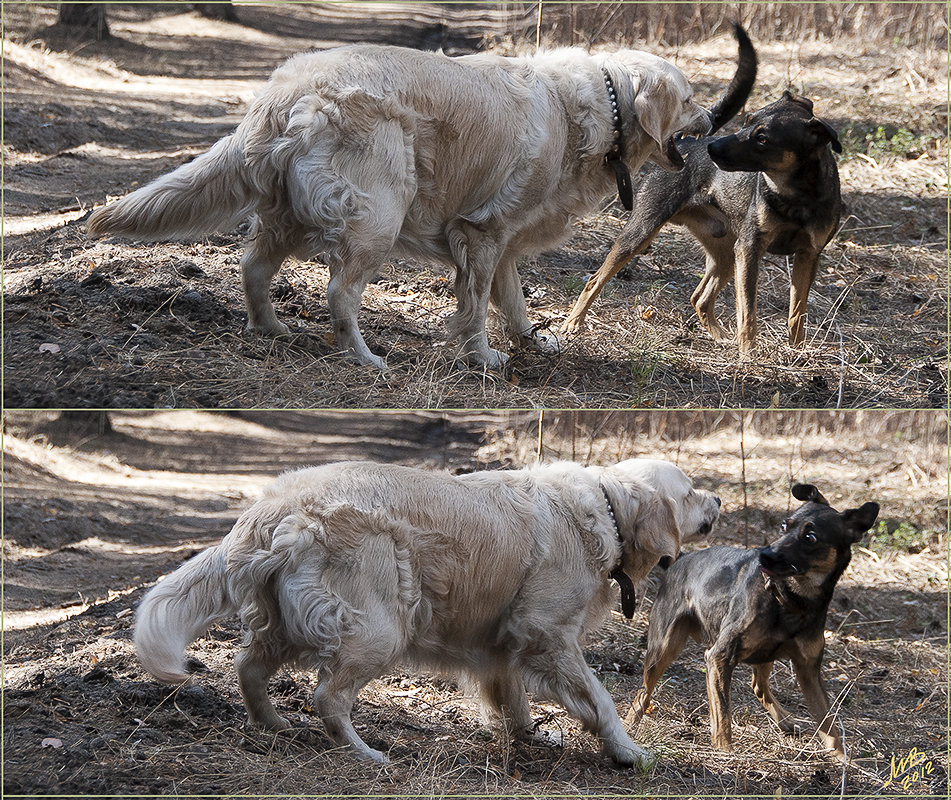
[4,409,946,797]
[3,4,946,409]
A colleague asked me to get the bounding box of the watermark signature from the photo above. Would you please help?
[882,746,937,792]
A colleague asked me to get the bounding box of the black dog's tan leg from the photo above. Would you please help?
[241,232,293,337]
[627,615,692,726]
[791,650,845,761]
[750,662,796,733]
[563,233,652,334]
[235,644,291,731]
[691,242,735,342]
[734,232,764,355]
[788,249,820,347]
[704,639,737,751]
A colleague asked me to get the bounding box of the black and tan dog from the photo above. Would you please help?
[626,484,879,761]
[564,91,843,354]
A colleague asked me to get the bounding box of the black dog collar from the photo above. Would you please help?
[600,480,636,619]
[600,67,633,211]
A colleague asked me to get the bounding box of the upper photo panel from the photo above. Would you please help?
[4,2,945,409]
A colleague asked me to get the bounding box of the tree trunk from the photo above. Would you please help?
[193,3,239,22]
[57,3,110,40]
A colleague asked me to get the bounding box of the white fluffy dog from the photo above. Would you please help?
[88,44,712,368]
[134,458,719,768]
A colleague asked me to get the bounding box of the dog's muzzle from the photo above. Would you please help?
[758,548,800,577]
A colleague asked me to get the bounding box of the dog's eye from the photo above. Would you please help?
[781,521,788,532]
[803,532,817,544]
[755,132,768,146]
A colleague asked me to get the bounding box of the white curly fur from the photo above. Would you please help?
[133,458,719,768]
[87,44,710,369]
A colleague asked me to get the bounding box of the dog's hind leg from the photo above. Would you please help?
[521,640,654,769]
[326,251,389,370]
[787,249,820,347]
[690,240,735,343]
[626,614,693,727]
[562,220,664,335]
[448,226,509,368]
[750,661,796,733]
[313,660,391,763]
[790,649,845,761]
[235,643,291,731]
[704,635,739,751]
[241,231,294,337]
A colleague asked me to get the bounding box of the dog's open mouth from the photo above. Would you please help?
[664,135,685,170]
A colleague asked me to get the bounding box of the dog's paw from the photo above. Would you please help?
[527,728,564,748]
[561,317,583,335]
[523,329,561,355]
[349,350,387,370]
[604,737,656,771]
[246,320,292,338]
[460,348,510,370]
[352,744,388,764]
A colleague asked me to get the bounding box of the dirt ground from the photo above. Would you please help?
[2,3,946,408]
[2,409,947,797]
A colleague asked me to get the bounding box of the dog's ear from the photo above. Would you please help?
[600,474,679,558]
[792,483,830,505]
[809,117,842,153]
[598,473,640,543]
[782,90,814,112]
[841,502,880,542]
[633,77,672,148]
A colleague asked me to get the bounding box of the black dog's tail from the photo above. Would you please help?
[708,22,757,134]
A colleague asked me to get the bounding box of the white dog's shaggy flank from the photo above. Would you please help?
[88,44,712,369]
[134,458,719,768]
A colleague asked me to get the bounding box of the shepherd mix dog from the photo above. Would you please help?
[134,459,720,767]
[626,484,878,761]
[563,90,842,354]
[87,31,754,369]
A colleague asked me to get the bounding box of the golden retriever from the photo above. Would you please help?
[134,458,720,768]
[88,44,712,369]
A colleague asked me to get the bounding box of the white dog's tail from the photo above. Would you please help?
[134,542,236,684]
[87,134,254,240]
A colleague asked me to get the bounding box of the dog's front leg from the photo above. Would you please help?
[521,642,655,769]
[791,652,845,762]
[491,257,560,355]
[733,229,764,355]
[788,248,821,347]
[449,226,509,368]
[704,641,737,751]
